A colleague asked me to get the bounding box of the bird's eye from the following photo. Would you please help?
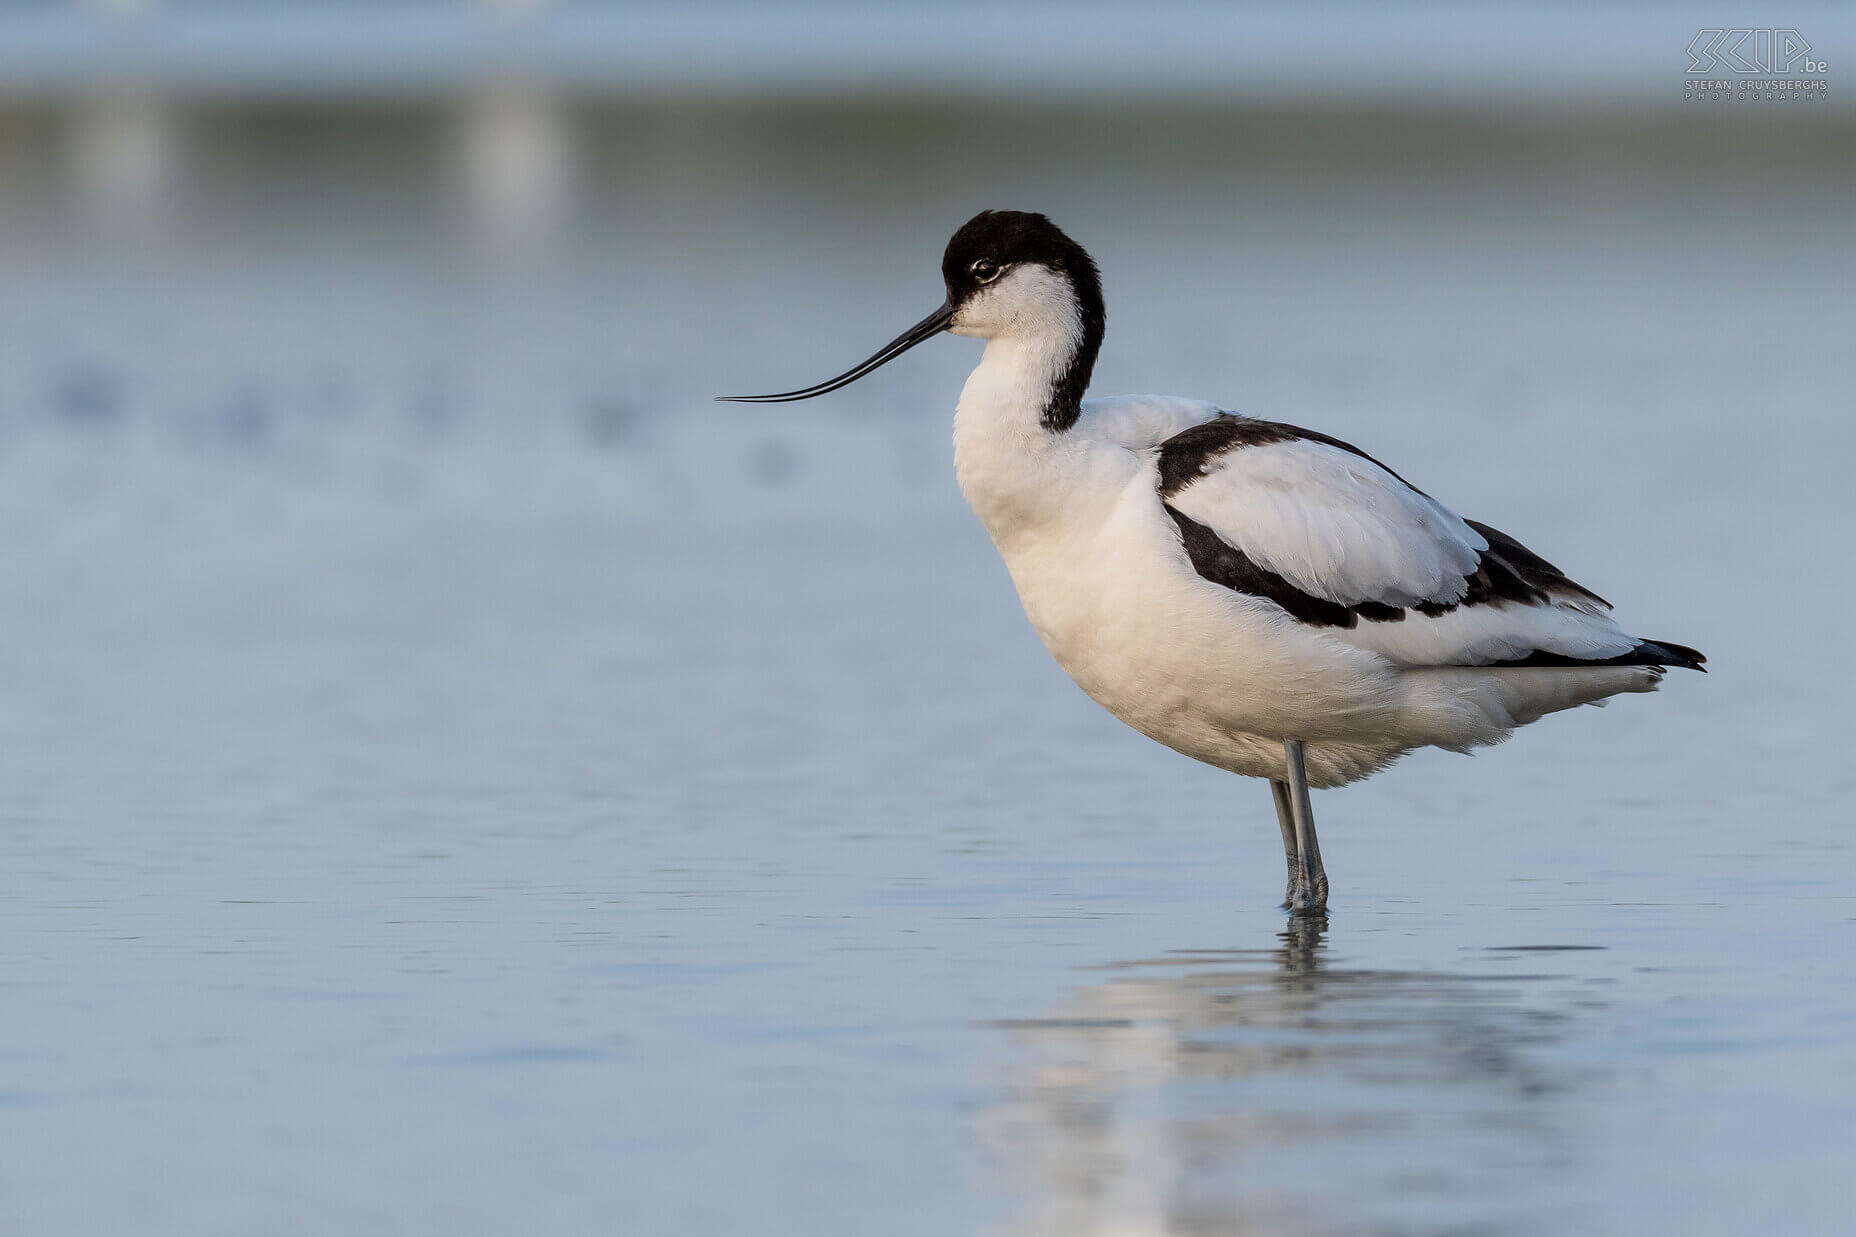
[971,259,1002,283]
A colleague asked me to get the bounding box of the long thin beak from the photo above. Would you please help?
[716,303,954,403]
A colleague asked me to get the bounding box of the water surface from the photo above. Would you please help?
[0,102,1851,1235]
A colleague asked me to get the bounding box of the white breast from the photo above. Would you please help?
[956,388,1401,773]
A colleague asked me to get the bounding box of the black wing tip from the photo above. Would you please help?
[1638,639,1708,673]
[1489,640,1707,672]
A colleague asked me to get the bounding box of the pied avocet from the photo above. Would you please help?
[724,210,1703,915]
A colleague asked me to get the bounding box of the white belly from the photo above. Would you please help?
[993,472,1422,788]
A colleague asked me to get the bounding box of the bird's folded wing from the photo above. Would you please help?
[1159,423,1641,668]
[1165,433,1484,609]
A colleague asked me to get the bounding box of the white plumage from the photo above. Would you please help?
[726,210,1702,913]
[1165,435,1641,668]
[1169,437,1484,609]
[954,391,1662,792]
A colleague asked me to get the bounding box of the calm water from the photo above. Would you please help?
[0,103,1852,1235]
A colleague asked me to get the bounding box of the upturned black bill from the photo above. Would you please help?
[717,303,954,403]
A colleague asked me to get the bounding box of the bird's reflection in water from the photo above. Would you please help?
[984,919,1598,1236]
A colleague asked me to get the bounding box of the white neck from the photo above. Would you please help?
[952,334,1080,545]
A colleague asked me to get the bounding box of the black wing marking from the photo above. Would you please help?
[1155,415,1705,669]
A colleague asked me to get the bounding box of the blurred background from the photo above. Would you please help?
[1,3,1852,1236]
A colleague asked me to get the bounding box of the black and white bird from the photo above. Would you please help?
[724,210,1703,915]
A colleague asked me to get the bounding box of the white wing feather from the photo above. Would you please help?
[1166,438,1484,608]
[1164,435,1640,668]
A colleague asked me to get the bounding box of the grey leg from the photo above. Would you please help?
[1270,780,1298,909]
[1281,740,1329,916]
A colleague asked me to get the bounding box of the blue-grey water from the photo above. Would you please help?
[1,101,1852,1235]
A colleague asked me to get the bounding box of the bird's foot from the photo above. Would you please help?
[1285,869,1329,917]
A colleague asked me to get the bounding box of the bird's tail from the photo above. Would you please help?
[1490,639,1706,672]
[1634,639,1707,672]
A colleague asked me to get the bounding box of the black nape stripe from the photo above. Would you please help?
[1043,279,1104,433]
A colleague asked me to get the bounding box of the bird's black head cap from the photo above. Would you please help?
[941,211,1105,431]
[720,210,1103,430]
